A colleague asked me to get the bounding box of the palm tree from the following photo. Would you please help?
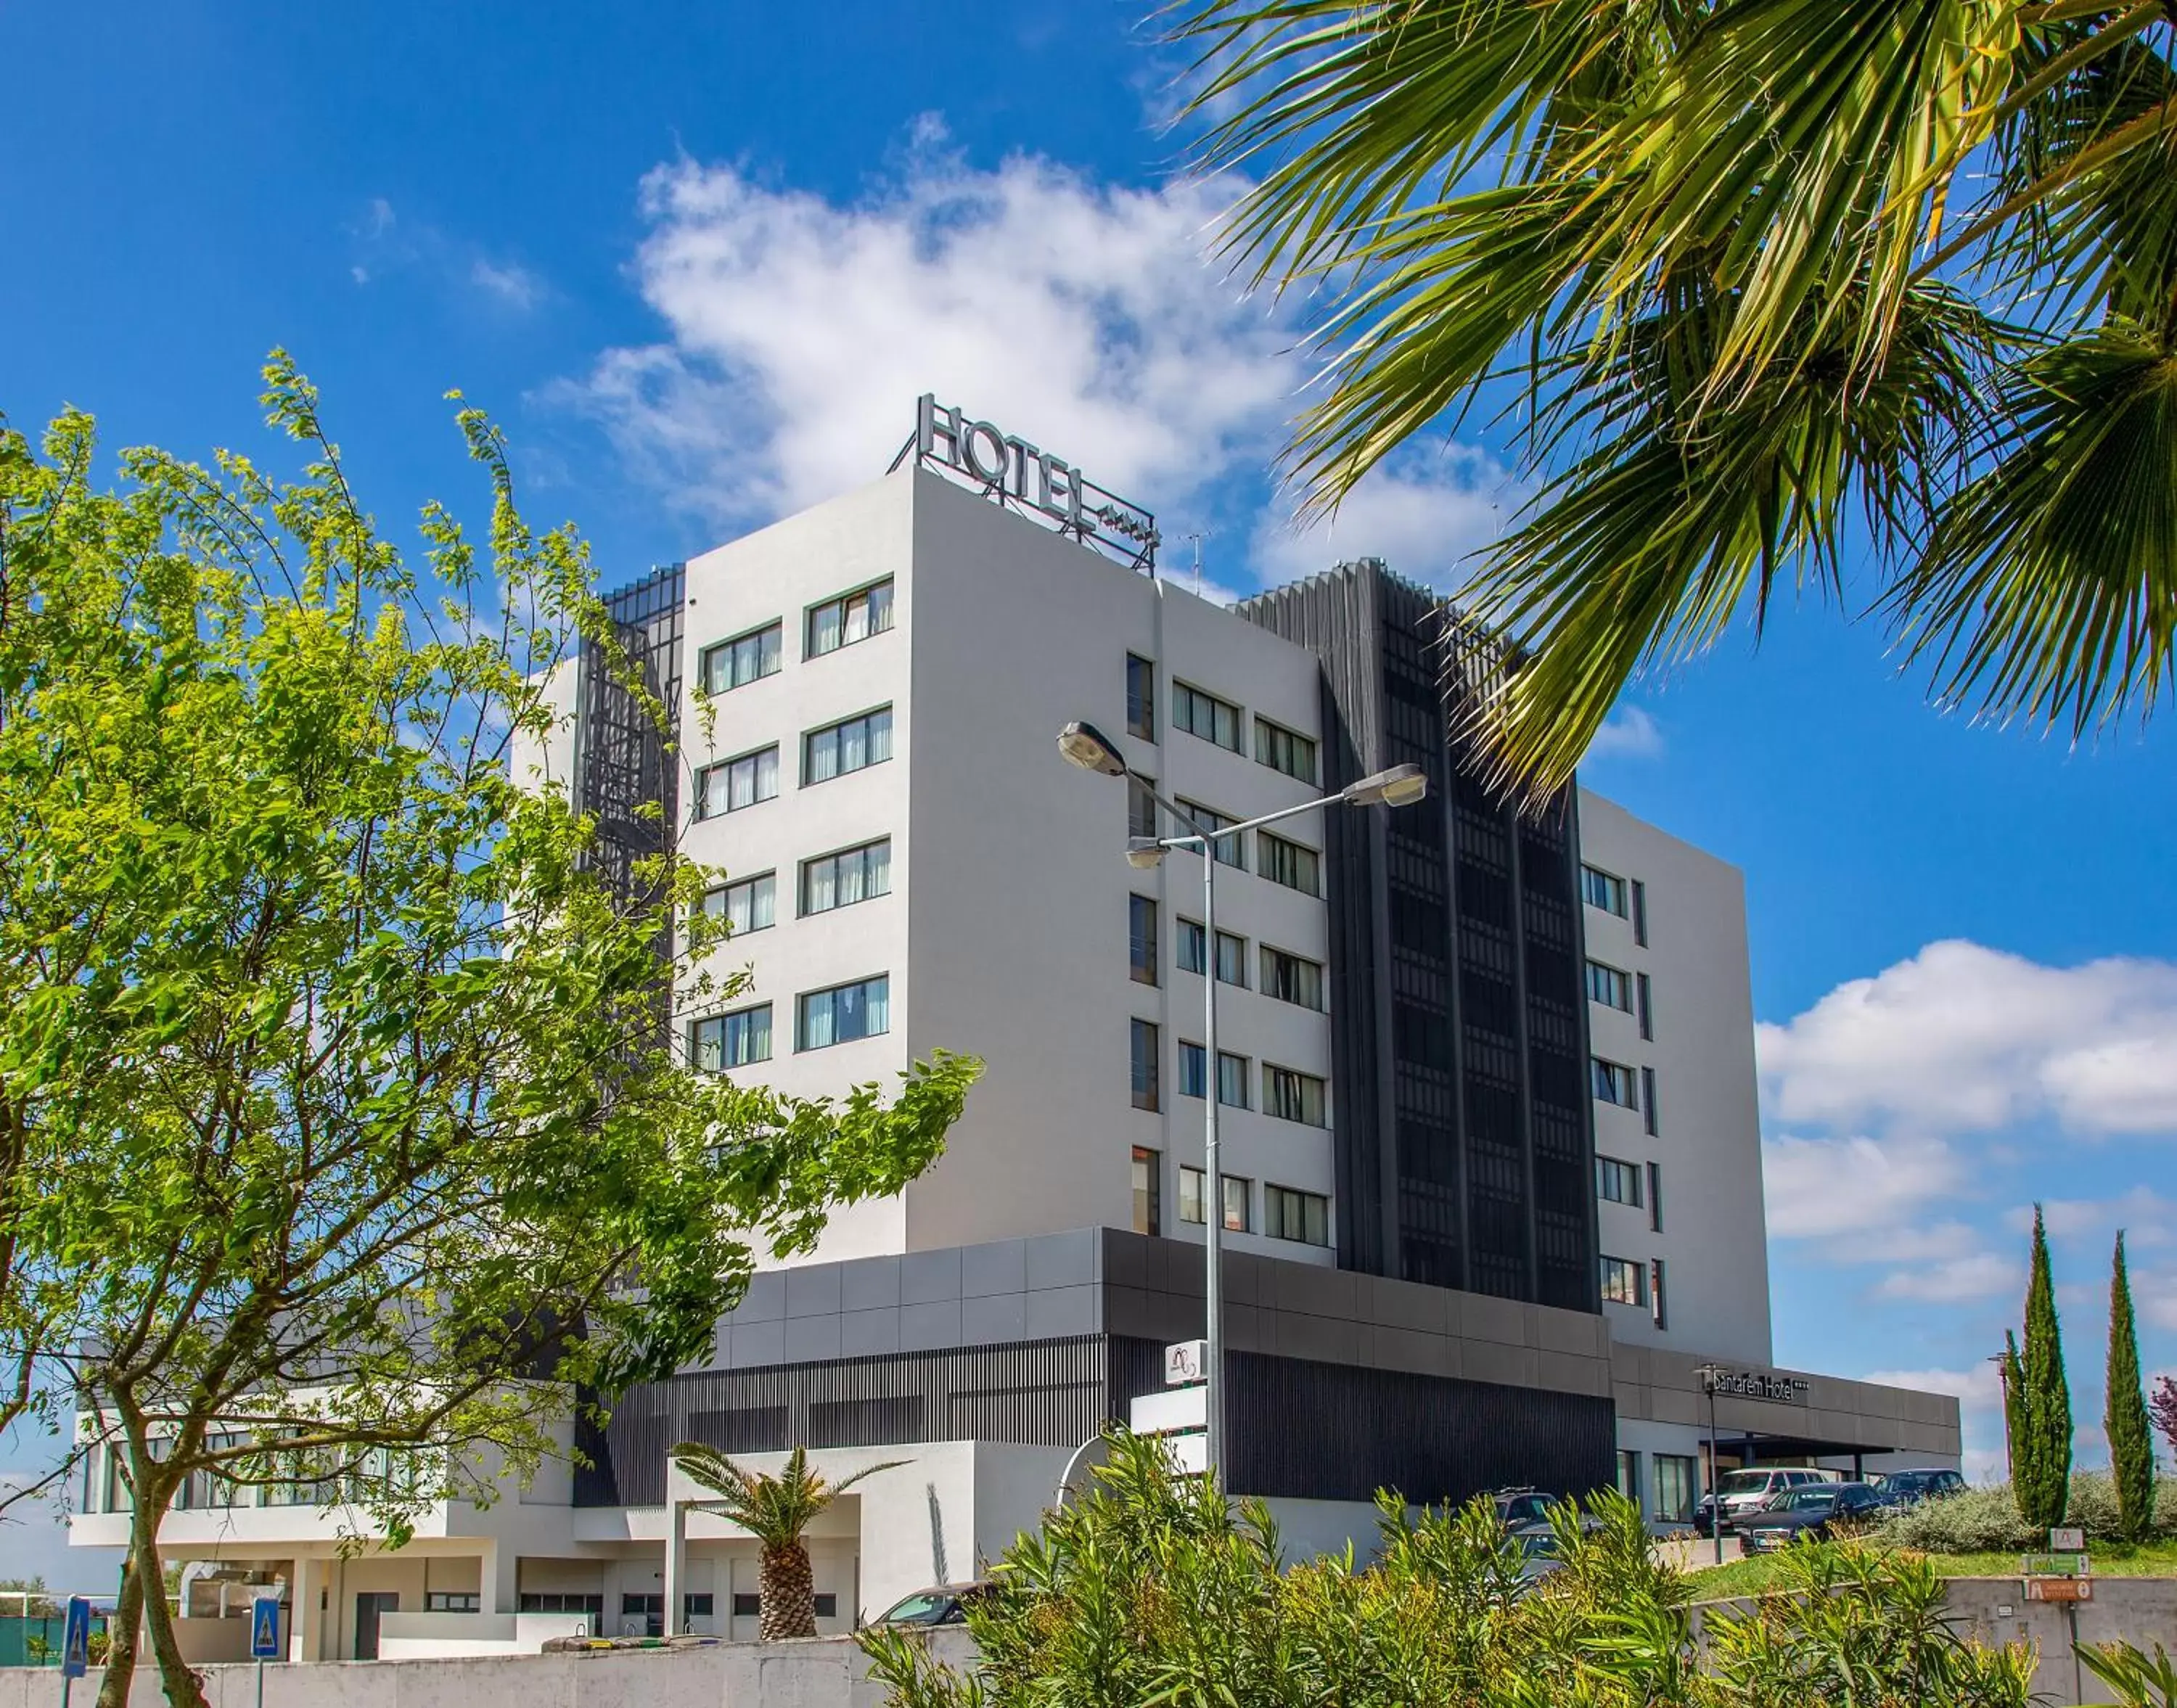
[1176,1,2177,798]
[671,1442,903,1641]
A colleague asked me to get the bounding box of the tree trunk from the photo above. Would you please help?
[138,1530,208,1708]
[94,1522,149,1708]
[756,1541,816,1641]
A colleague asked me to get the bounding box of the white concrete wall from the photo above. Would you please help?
[1576,789,1772,1366]
[903,472,1335,1258]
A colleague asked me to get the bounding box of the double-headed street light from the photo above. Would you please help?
[1057,718,1426,1488]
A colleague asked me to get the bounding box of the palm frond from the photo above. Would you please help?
[671,1441,907,1548]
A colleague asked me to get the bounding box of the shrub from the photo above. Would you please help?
[1869,1471,2177,1554]
[861,1431,2036,1708]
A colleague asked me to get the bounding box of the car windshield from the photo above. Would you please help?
[1718,1472,1774,1495]
[1787,1489,1839,1511]
[879,1593,951,1624]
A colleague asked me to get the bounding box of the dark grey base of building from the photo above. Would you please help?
[581,1227,1617,1510]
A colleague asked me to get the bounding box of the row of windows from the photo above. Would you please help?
[1125,655,1321,786]
[1128,1019,1327,1125]
[1623,1450,1702,1523]
[699,837,893,940]
[1126,897,1325,1009]
[1586,958,1656,1038]
[690,974,890,1069]
[1126,776,1324,895]
[1581,861,1649,945]
[1128,1145,1330,1247]
[696,706,895,821]
[697,578,895,696]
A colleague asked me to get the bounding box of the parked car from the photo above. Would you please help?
[1871,1467,1966,1508]
[1692,1467,1834,1536]
[871,1583,996,1626]
[1493,1488,1557,1530]
[1738,1482,1890,1552]
[1509,1524,1566,1581]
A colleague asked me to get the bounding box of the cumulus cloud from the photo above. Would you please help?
[472,258,544,310]
[1583,705,1665,763]
[1873,1251,2020,1304]
[573,126,1509,586]
[346,198,544,312]
[1761,1133,1966,1239]
[1756,940,2177,1138]
[2008,1187,2176,1247]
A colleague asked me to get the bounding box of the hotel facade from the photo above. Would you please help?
[70,405,1959,1660]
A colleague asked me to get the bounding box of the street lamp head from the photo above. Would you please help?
[1124,837,1167,870]
[1342,763,1428,809]
[1694,1362,1723,1392]
[1057,720,1128,778]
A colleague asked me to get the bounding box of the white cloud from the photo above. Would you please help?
[1247,447,1516,591]
[1761,1133,1965,1239]
[1584,705,1665,762]
[471,258,544,311]
[1757,940,2177,1138]
[1874,1250,2020,1303]
[2008,1187,2176,1248]
[1862,1363,2004,1410]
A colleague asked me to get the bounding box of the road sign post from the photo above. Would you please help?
[60,1596,91,1708]
[251,1595,283,1708]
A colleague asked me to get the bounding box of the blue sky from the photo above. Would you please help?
[3,0,2173,1580]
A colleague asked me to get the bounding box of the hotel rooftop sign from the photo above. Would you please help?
[891,393,1162,572]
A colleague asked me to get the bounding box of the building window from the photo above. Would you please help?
[1264,1184,1330,1247]
[1616,1450,1641,1509]
[425,1593,480,1614]
[1177,800,1244,868]
[1131,1018,1160,1112]
[1178,1165,1205,1225]
[1129,895,1159,985]
[519,1593,604,1615]
[1642,1066,1660,1136]
[1596,1155,1644,1207]
[806,579,894,657]
[1591,1056,1639,1108]
[1654,1454,1697,1523]
[700,621,782,694]
[1650,1257,1669,1330]
[1132,1146,1162,1236]
[1647,1160,1663,1232]
[801,838,892,916]
[1176,920,1245,985]
[1178,1042,1249,1107]
[1586,960,1632,1010]
[696,745,779,819]
[797,976,890,1050]
[1173,681,1242,751]
[1263,1064,1327,1127]
[1258,830,1321,896]
[1260,946,1324,1011]
[1636,972,1654,1039]
[692,1003,773,1070]
[1128,775,1159,842]
[1600,1255,1649,1307]
[803,706,893,784]
[1126,654,1156,741]
[702,872,776,936]
[1631,879,1649,945]
[1581,864,1628,916]
[1253,717,1319,785]
[1222,1175,1252,1233]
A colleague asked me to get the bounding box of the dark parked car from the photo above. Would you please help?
[1738,1482,1889,1553]
[1873,1467,1966,1508]
[871,1583,996,1626]
[1494,1489,1555,1530]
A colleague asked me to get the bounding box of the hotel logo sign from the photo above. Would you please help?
[894,394,1162,570]
[1709,1369,1812,1403]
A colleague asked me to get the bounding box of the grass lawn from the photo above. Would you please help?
[1681,1537,2177,1601]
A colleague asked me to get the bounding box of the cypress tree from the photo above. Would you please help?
[2014,1206,2072,1533]
[2106,1231,2155,1542]
[2001,1329,2025,1481]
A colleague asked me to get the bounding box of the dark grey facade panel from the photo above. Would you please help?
[578,1331,1615,1510]
[1237,562,1600,1313]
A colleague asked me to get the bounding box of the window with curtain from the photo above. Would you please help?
[692,1004,773,1070]
[1126,654,1156,740]
[1257,830,1319,895]
[1264,1184,1329,1247]
[696,746,779,819]
[700,620,783,694]
[797,977,889,1050]
[1253,717,1318,784]
[803,707,893,784]
[1263,1064,1327,1127]
[1260,946,1324,1010]
[1130,1018,1160,1111]
[806,580,895,657]
[1128,895,1157,985]
[1173,681,1242,751]
[702,873,776,935]
[801,838,891,915]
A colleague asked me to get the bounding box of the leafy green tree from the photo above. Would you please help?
[0,358,977,1708]
[2107,1231,2156,1541]
[2016,1207,2073,1534]
[672,1444,903,1640]
[1176,0,2177,796]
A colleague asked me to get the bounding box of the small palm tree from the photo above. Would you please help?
[672,1442,903,1641]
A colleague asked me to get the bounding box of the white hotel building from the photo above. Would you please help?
[69,403,1959,1661]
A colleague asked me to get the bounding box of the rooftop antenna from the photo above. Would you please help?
[1182,530,1213,598]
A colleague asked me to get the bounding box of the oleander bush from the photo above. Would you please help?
[860,1431,2041,1708]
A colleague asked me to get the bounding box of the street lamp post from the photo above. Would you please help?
[1694,1362,1724,1564]
[1057,719,1426,1489]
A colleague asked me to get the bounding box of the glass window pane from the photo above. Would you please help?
[866,839,891,895]
[760,625,782,676]
[750,875,774,930]
[1222,1177,1249,1233]
[868,580,894,633]
[811,602,842,655]
[869,708,892,764]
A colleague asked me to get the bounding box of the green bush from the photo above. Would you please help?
[861,1432,2038,1708]
[1873,1473,2177,1554]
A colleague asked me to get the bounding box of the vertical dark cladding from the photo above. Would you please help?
[573,564,687,902]
[1237,562,1599,1313]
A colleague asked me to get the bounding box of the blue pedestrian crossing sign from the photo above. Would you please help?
[250,1597,282,1660]
[60,1596,91,1678]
